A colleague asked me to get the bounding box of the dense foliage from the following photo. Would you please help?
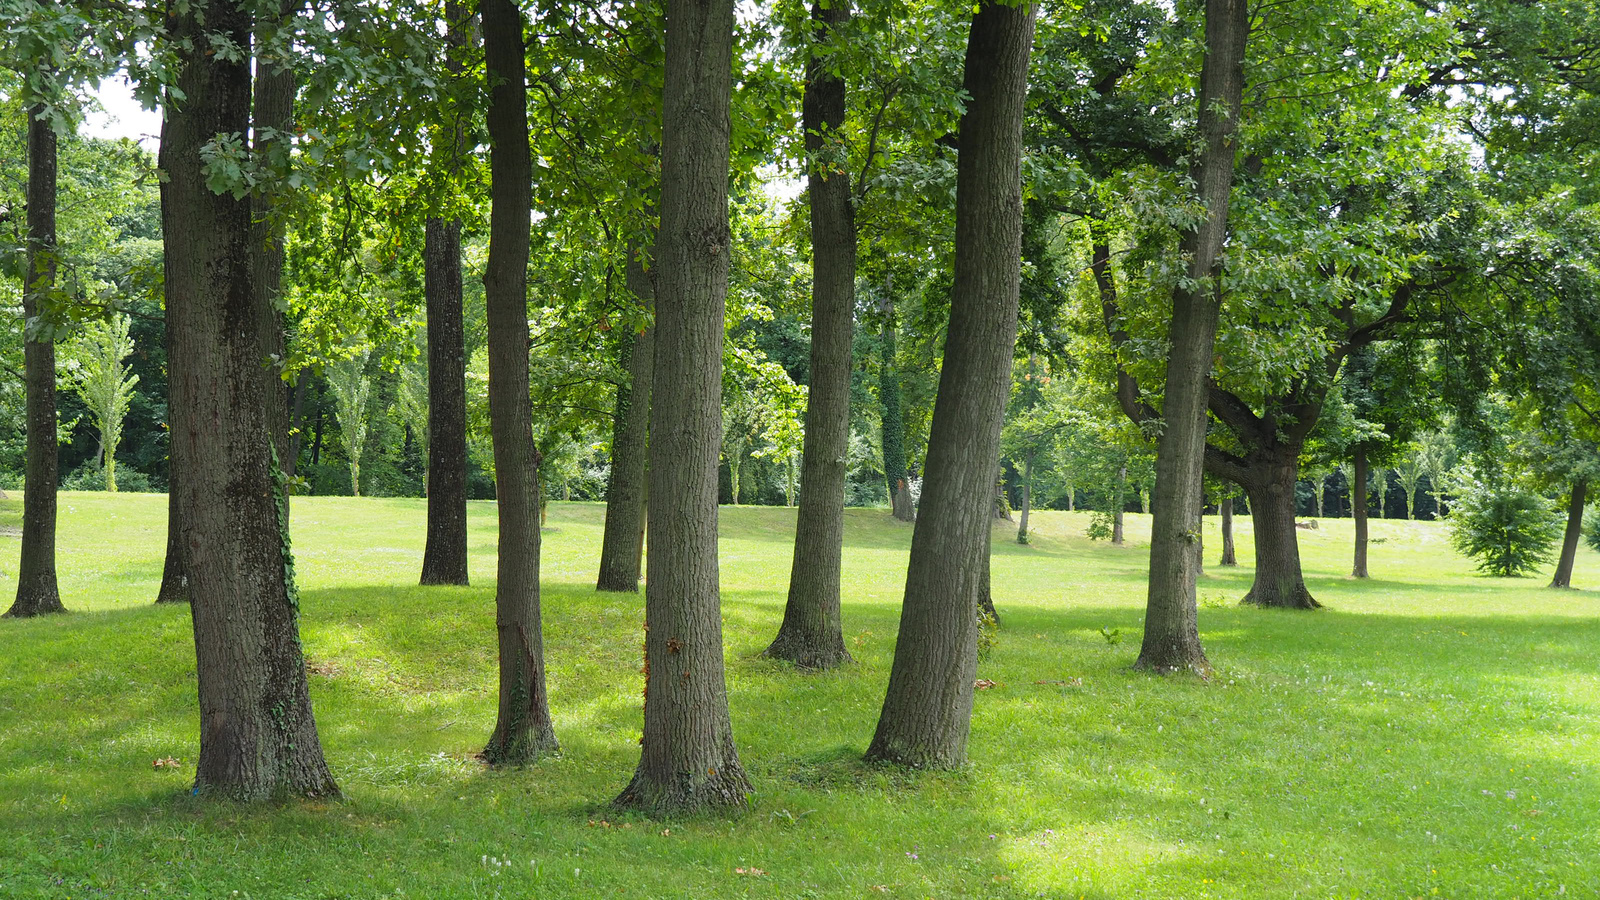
[1448,473,1564,576]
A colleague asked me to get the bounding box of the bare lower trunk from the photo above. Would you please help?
[8,104,64,618]
[615,0,751,813]
[1219,495,1237,566]
[1240,461,1319,609]
[155,469,190,604]
[1550,477,1587,589]
[480,0,557,765]
[597,249,655,593]
[1015,447,1033,544]
[420,218,471,586]
[1112,463,1126,545]
[163,0,337,799]
[880,313,914,522]
[1352,448,1369,579]
[1133,0,1247,676]
[866,2,1034,768]
[766,0,856,670]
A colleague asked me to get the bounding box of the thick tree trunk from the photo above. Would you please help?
[8,104,64,618]
[162,0,337,799]
[479,0,558,765]
[597,249,655,593]
[1219,495,1237,566]
[1550,477,1587,589]
[1239,460,1319,609]
[1133,0,1246,676]
[866,2,1034,769]
[1016,447,1033,544]
[766,0,856,670]
[615,0,751,813]
[420,217,471,586]
[251,2,295,477]
[1352,448,1369,579]
[880,311,914,521]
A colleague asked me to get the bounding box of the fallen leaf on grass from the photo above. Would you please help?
[734,867,767,876]
[152,757,181,769]
[974,679,997,690]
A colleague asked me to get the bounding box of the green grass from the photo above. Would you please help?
[2,492,1599,899]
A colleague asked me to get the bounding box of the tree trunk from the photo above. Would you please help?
[155,448,190,604]
[766,0,856,670]
[1016,446,1033,544]
[162,0,337,799]
[480,0,558,765]
[978,514,999,625]
[597,248,655,593]
[420,217,471,586]
[615,0,751,814]
[880,308,913,521]
[251,1,295,482]
[1550,477,1587,589]
[1314,476,1325,518]
[866,1,1034,769]
[1112,463,1126,545]
[1239,460,1319,609]
[1219,495,1237,566]
[1352,448,1369,579]
[8,103,64,618]
[1133,0,1247,676]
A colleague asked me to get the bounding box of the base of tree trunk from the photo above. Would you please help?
[762,629,852,670]
[1240,582,1321,610]
[613,761,752,814]
[5,581,65,618]
[1131,646,1211,677]
[481,727,559,767]
[154,575,190,604]
[595,573,643,593]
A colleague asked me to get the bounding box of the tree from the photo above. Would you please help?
[865,0,1035,769]
[615,0,752,812]
[765,0,857,670]
[327,348,372,497]
[1448,470,1562,577]
[479,0,558,766]
[596,249,655,592]
[161,0,337,799]
[59,313,139,491]
[1394,449,1425,519]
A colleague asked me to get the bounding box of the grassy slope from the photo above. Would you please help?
[1,492,1597,899]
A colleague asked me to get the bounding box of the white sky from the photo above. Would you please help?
[83,75,162,151]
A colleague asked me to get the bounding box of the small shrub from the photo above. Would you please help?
[61,461,155,492]
[1086,509,1115,541]
[1448,475,1561,576]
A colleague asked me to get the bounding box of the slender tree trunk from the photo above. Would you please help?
[1239,459,1319,609]
[597,249,656,593]
[155,446,190,604]
[1219,495,1237,565]
[162,0,337,799]
[1016,446,1033,544]
[768,0,856,667]
[1352,448,1369,579]
[880,308,913,521]
[866,1,1034,769]
[615,0,751,813]
[480,0,557,765]
[8,103,64,618]
[1112,464,1126,546]
[978,513,999,625]
[1066,484,1074,511]
[420,217,471,585]
[1550,477,1587,589]
[1134,0,1246,676]
[1314,476,1325,518]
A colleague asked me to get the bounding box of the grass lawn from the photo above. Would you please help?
[2,492,1599,899]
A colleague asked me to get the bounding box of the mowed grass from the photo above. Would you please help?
[2,492,1599,899]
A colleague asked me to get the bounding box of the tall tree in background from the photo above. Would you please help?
[7,93,64,617]
[596,246,655,592]
[615,0,752,812]
[162,0,337,799]
[420,0,472,587]
[59,315,140,491]
[765,0,856,670]
[865,0,1035,768]
[1131,0,1246,675]
[479,0,558,765]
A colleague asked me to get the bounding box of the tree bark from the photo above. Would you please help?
[766,0,856,669]
[615,0,751,813]
[1550,477,1587,589]
[880,308,913,521]
[1352,448,1369,579]
[1239,460,1319,609]
[1133,0,1247,676]
[162,0,337,799]
[420,217,471,585]
[1016,446,1033,544]
[479,0,558,766]
[8,103,64,618]
[597,248,655,593]
[1112,463,1126,545]
[251,1,296,479]
[866,1,1034,769]
[1219,495,1237,566]
[155,448,190,604]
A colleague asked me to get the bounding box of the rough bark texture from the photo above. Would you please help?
[615,0,752,813]
[879,312,914,522]
[155,459,190,604]
[162,0,337,799]
[479,0,558,766]
[1132,0,1247,676]
[1219,495,1237,566]
[420,217,471,586]
[1239,459,1319,609]
[597,248,655,593]
[251,2,295,475]
[1550,477,1587,589]
[865,2,1034,769]
[1352,448,1370,578]
[8,104,64,618]
[765,0,856,670]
